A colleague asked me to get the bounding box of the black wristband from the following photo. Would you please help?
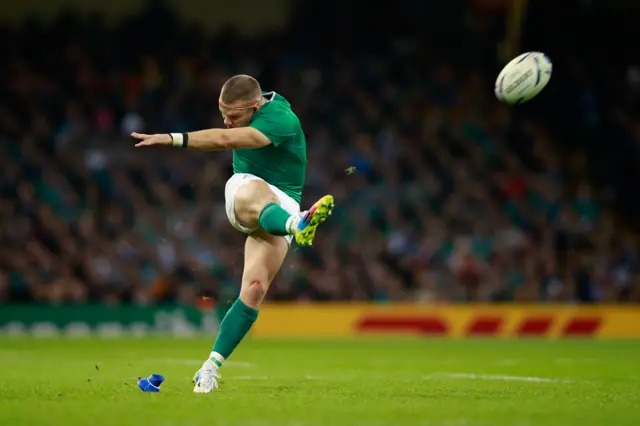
[182,133,189,148]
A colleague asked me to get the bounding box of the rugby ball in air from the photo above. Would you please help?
[494,52,552,104]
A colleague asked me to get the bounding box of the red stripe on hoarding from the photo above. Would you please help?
[357,317,448,335]
[517,317,554,336]
[563,317,602,336]
[467,316,503,336]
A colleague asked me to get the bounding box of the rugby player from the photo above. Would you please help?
[132,74,334,393]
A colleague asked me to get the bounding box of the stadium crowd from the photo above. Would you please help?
[0,2,638,305]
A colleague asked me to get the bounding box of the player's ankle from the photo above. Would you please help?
[285,214,301,234]
[209,351,224,368]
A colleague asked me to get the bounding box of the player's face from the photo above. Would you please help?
[219,102,255,128]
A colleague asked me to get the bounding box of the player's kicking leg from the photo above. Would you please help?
[193,177,333,393]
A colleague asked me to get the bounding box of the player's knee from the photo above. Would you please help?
[234,181,278,226]
[239,279,269,309]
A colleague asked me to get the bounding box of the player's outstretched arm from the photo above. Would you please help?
[131,127,271,151]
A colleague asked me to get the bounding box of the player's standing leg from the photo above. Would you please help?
[193,179,333,393]
[193,229,287,393]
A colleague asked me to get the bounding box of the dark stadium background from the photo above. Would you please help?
[0,0,638,313]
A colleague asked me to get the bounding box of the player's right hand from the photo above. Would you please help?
[131,132,172,147]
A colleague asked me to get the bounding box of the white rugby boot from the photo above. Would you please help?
[192,359,221,393]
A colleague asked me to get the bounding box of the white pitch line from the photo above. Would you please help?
[433,373,574,383]
[224,361,254,368]
[141,358,254,367]
[494,359,522,366]
[232,375,268,380]
[225,373,575,383]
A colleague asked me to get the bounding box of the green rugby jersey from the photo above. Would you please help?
[233,91,307,203]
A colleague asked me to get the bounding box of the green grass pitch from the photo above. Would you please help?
[1,337,639,425]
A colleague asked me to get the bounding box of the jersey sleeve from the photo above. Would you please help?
[250,113,295,147]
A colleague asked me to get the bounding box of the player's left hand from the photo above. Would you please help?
[131,132,172,147]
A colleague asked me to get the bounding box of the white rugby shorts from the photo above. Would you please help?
[224,173,300,243]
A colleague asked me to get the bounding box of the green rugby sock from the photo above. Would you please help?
[211,298,258,361]
[258,202,295,236]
